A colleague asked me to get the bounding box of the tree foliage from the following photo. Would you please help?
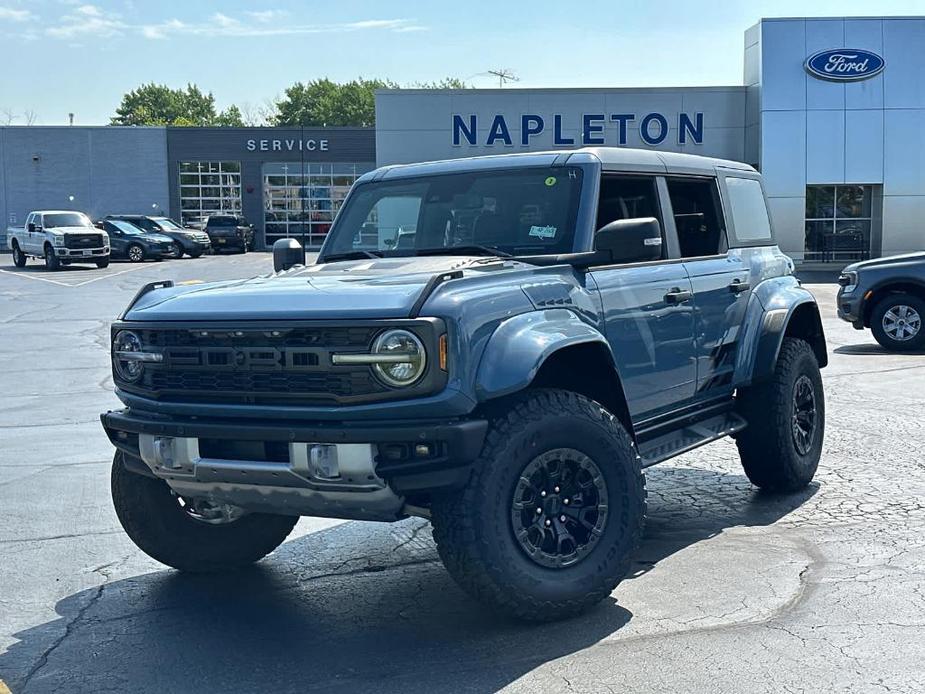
[110,83,244,127]
[272,77,469,127]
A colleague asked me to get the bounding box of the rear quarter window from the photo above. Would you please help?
[725,177,774,246]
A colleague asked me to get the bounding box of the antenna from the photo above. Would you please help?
[485,68,520,88]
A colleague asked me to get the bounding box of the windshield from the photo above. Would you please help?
[323,166,584,257]
[110,220,145,235]
[153,217,184,230]
[43,213,91,229]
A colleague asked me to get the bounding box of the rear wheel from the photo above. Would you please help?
[431,389,646,621]
[11,244,26,267]
[870,293,925,352]
[111,452,298,572]
[44,245,60,271]
[736,337,824,492]
[127,244,145,263]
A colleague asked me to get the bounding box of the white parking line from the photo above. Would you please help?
[0,263,155,288]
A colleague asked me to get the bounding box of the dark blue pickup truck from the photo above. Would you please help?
[101,148,827,621]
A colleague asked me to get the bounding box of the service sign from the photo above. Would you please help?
[804,49,885,82]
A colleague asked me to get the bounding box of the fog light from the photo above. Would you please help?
[414,443,433,458]
[309,444,339,479]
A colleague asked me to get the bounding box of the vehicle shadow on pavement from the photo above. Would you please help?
[834,343,925,356]
[0,465,816,694]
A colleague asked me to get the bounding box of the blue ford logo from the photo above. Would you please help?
[805,48,885,81]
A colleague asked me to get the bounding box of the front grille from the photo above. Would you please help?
[116,323,443,406]
[65,233,104,248]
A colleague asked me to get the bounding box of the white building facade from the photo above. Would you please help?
[376,16,925,264]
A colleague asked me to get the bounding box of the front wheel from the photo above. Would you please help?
[111,452,298,572]
[44,246,60,271]
[431,389,646,622]
[870,293,925,352]
[168,242,183,259]
[736,337,824,492]
[95,258,110,269]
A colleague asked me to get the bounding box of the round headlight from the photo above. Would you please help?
[113,330,144,382]
[372,329,426,387]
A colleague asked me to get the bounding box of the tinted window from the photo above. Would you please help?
[326,166,584,256]
[108,220,144,235]
[666,178,725,258]
[725,177,773,245]
[43,213,91,229]
[208,216,237,227]
[153,217,184,230]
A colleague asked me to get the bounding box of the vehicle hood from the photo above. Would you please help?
[124,256,507,321]
[844,251,925,273]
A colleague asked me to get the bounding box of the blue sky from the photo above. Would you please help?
[4,0,925,125]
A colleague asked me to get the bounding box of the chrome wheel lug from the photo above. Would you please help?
[563,498,570,505]
[545,519,551,527]
[536,507,542,514]
[540,490,546,497]
[554,486,560,493]
[560,515,566,522]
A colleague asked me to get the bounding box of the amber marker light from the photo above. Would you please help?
[439,334,448,371]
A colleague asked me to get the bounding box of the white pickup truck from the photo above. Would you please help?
[7,210,110,270]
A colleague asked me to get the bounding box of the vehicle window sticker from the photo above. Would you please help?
[529,225,558,239]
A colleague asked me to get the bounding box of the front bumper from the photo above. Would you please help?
[56,246,109,258]
[836,287,865,328]
[101,408,487,519]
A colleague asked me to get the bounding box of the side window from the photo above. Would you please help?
[724,177,773,246]
[666,178,726,258]
[594,175,664,260]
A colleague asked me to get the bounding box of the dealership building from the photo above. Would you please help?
[2,15,924,263]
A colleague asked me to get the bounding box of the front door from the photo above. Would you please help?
[664,177,749,401]
[588,175,697,419]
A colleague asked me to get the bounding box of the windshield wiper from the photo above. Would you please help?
[413,245,513,259]
[323,250,384,262]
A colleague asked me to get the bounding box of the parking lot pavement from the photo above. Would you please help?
[1,259,924,693]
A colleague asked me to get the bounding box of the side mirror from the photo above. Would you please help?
[27,223,35,233]
[273,238,305,272]
[594,217,663,265]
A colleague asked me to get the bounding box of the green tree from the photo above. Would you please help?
[272,77,468,127]
[111,83,244,126]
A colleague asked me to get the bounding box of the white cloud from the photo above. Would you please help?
[46,4,126,38]
[246,10,286,23]
[0,6,36,22]
[45,7,427,41]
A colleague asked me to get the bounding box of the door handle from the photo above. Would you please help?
[729,279,751,293]
[664,288,693,304]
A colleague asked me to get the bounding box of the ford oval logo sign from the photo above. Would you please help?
[805,48,885,81]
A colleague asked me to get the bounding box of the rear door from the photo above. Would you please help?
[588,175,697,419]
[663,176,749,401]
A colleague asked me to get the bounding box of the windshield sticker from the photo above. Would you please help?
[529,225,558,239]
[545,176,557,187]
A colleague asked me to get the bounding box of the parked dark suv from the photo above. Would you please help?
[95,219,173,262]
[102,148,827,622]
[106,215,211,258]
[204,215,254,253]
[837,252,925,351]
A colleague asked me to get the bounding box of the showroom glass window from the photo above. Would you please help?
[263,162,375,248]
[804,186,873,262]
[178,161,242,227]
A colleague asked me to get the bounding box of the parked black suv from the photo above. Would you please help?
[205,215,254,253]
[95,219,173,262]
[105,215,211,258]
[837,252,925,351]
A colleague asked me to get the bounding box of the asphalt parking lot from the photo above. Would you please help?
[1,253,924,693]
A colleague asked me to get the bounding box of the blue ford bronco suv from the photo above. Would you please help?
[101,148,827,621]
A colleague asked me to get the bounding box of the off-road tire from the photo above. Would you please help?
[96,259,110,269]
[431,389,646,622]
[870,292,925,352]
[44,245,60,271]
[11,243,26,267]
[736,338,824,492]
[111,452,298,572]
